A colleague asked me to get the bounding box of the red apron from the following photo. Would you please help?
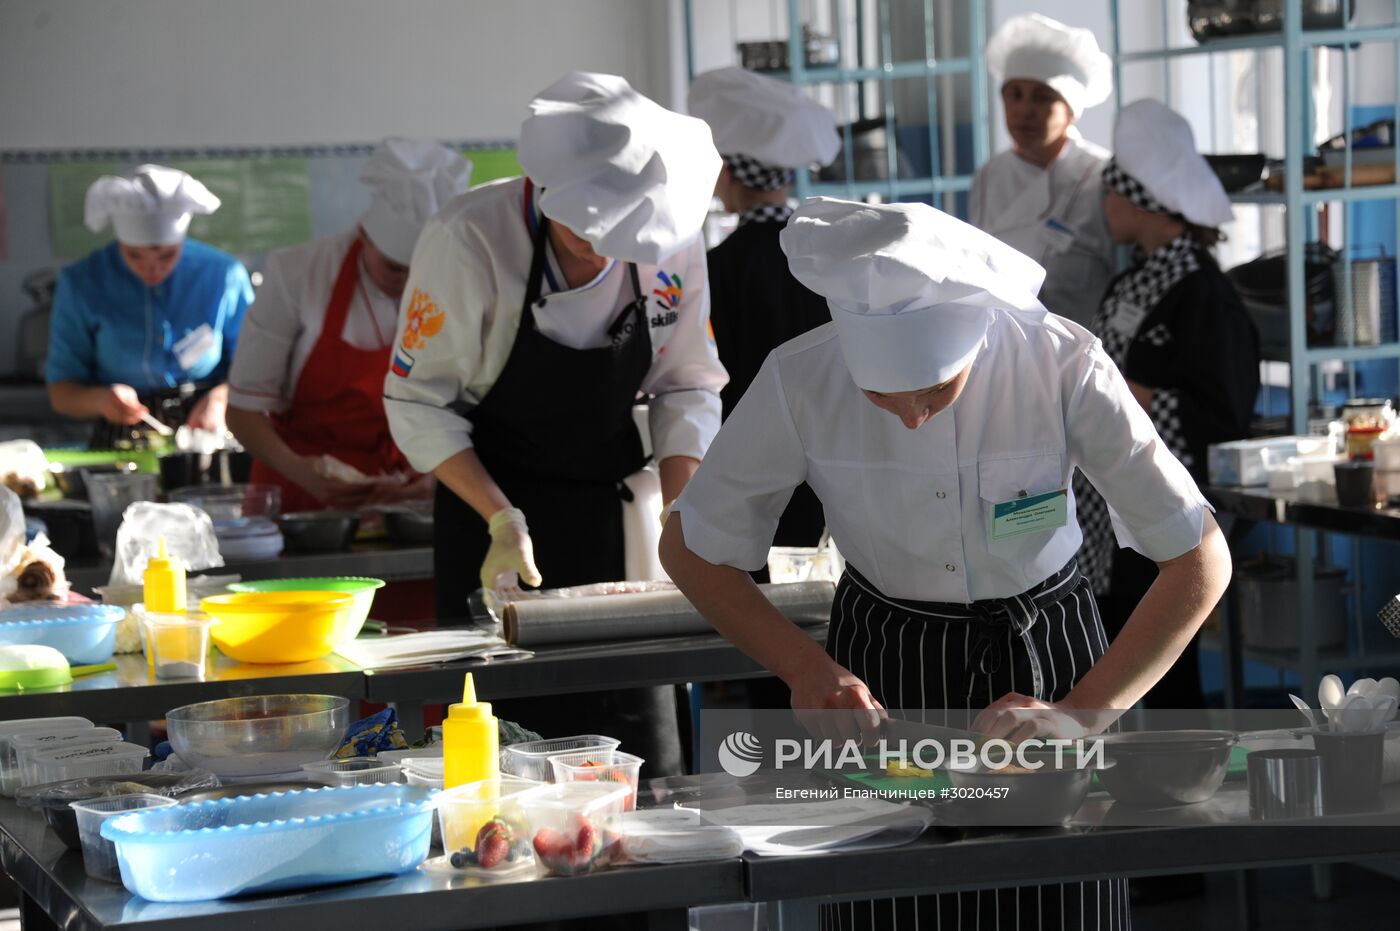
[250,238,410,513]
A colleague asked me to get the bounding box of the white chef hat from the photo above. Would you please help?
[518,71,721,264]
[780,197,1047,393]
[1108,99,1234,229]
[687,67,841,171]
[84,164,220,246]
[359,138,474,265]
[986,14,1112,117]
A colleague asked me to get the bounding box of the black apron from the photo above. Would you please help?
[821,562,1129,931]
[433,208,683,780]
[88,384,204,450]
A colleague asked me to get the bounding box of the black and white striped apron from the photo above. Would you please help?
[821,562,1130,931]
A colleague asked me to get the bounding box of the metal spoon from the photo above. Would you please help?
[1288,693,1321,729]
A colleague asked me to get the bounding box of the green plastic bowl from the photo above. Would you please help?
[225,577,384,645]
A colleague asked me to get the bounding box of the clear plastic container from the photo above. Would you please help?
[301,757,402,787]
[436,775,541,871]
[401,758,445,789]
[71,794,177,882]
[501,735,621,782]
[87,472,159,557]
[26,741,149,788]
[0,718,95,796]
[550,750,644,812]
[140,611,214,679]
[15,728,123,787]
[170,483,282,521]
[517,781,631,876]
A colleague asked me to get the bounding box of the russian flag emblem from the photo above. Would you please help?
[391,349,415,377]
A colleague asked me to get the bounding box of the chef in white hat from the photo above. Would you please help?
[661,197,1232,930]
[382,71,727,776]
[226,139,471,512]
[687,67,839,583]
[971,13,1117,328]
[47,164,252,447]
[1075,99,1257,714]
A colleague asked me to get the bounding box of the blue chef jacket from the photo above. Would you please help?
[46,239,253,392]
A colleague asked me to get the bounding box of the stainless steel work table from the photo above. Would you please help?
[5,773,1399,931]
[0,797,742,931]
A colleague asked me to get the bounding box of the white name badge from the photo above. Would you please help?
[174,324,215,371]
[990,489,1069,542]
[1108,301,1148,338]
[1039,219,1076,255]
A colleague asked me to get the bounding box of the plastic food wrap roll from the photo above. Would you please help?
[502,581,834,647]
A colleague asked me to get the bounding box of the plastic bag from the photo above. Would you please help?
[108,502,224,587]
[0,488,69,606]
[15,769,221,808]
[0,440,48,498]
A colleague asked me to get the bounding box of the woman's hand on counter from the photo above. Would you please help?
[96,384,149,424]
[185,384,229,433]
[364,473,436,505]
[787,657,886,746]
[972,693,1091,742]
[286,456,375,509]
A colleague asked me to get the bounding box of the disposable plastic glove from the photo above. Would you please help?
[480,507,543,593]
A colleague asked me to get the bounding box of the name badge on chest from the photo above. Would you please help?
[990,489,1069,542]
[173,323,215,371]
[1039,219,1076,255]
[1108,301,1149,338]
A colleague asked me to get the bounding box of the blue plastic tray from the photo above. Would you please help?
[102,783,435,901]
[0,605,123,664]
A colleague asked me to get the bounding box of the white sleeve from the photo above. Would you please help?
[382,217,491,473]
[1066,339,1210,561]
[227,250,301,413]
[640,237,728,461]
[672,352,805,572]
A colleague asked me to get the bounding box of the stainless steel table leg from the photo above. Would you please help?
[392,701,426,743]
[772,899,820,931]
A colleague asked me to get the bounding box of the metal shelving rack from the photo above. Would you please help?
[1105,0,1400,709]
[684,0,991,208]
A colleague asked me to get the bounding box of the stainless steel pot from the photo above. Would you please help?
[1235,556,1347,651]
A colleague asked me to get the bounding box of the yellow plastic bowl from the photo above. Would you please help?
[199,591,354,664]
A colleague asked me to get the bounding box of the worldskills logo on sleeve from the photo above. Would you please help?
[650,270,682,329]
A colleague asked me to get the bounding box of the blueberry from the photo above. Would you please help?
[450,848,478,869]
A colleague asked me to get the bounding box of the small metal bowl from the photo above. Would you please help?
[1097,730,1237,808]
[380,505,434,545]
[276,511,360,553]
[944,750,1103,826]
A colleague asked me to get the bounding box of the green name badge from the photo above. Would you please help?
[990,489,1069,542]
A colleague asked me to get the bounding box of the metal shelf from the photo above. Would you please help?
[1303,344,1400,364]
[805,175,973,199]
[1230,190,1287,205]
[1200,631,1400,672]
[790,60,974,84]
[1115,21,1400,65]
[1301,181,1400,204]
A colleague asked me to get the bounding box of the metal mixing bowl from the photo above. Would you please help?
[165,694,350,778]
[945,750,1103,826]
[277,511,360,553]
[380,505,434,545]
[1097,730,1237,808]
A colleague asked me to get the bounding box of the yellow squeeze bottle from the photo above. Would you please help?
[442,672,499,789]
[143,537,186,613]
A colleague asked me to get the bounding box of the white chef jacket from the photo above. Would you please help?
[382,176,727,474]
[970,129,1117,328]
[673,309,1210,603]
[228,229,400,413]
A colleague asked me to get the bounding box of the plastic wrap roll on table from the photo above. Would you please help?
[501,581,834,647]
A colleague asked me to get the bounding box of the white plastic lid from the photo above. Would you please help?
[11,727,122,752]
[0,717,94,739]
[29,741,149,765]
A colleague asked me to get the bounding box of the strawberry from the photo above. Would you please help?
[574,818,597,860]
[533,827,578,875]
[477,833,510,869]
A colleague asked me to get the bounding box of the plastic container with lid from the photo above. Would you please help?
[502,735,621,783]
[435,775,541,869]
[399,756,445,788]
[14,728,123,786]
[442,672,498,789]
[550,750,645,811]
[0,717,94,796]
[517,781,631,876]
[26,741,149,788]
[301,757,402,787]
